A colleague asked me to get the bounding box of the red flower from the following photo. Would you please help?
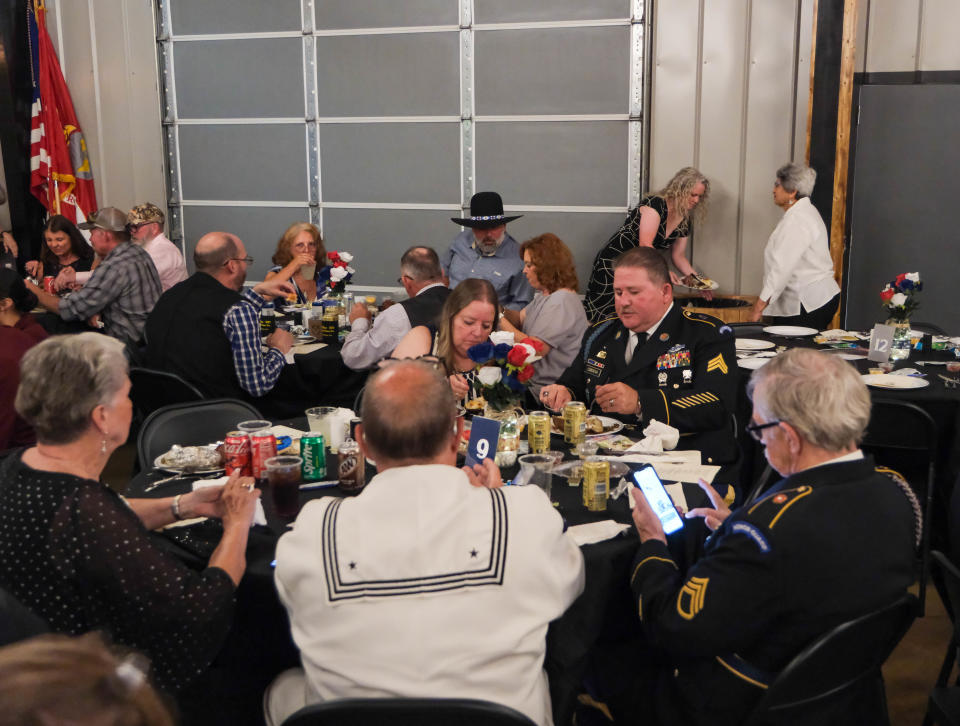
[894,273,906,287]
[880,288,895,303]
[506,346,528,367]
[520,337,545,354]
[327,251,340,262]
[516,365,535,383]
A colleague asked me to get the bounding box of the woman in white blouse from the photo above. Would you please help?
[749,163,840,329]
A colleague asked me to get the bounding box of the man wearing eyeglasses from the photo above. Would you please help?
[145,231,296,403]
[341,246,449,370]
[127,203,188,291]
[622,348,918,725]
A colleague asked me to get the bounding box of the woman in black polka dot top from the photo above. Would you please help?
[0,333,261,693]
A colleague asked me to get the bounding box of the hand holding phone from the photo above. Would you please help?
[632,465,684,535]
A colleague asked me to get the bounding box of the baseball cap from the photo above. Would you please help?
[127,203,165,227]
[77,207,129,232]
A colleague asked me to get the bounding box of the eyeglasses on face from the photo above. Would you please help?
[226,256,254,266]
[746,419,782,442]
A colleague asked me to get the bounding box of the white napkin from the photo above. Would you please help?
[566,520,631,546]
[489,331,515,346]
[642,419,679,450]
[626,436,663,454]
[194,476,267,527]
[890,368,923,377]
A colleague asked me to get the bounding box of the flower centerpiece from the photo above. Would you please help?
[467,335,544,412]
[880,272,922,322]
[880,272,922,360]
[319,250,355,295]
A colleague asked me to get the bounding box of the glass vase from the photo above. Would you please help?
[888,319,911,361]
[484,398,524,467]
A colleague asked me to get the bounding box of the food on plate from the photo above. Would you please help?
[585,416,605,434]
[158,444,223,470]
[683,273,714,290]
[598,436,635,452]
[550,415,618,435]
[464,397,485,415]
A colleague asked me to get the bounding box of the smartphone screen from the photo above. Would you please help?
[632,465,684,534]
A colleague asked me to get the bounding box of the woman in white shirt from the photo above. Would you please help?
[749,163,840,329]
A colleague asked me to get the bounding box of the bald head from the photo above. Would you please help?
[361,360,457,464]
[194,232,240,272]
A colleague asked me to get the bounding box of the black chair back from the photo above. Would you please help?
[129,367,205,420]
[281,697,536,726]
[728,322,765,337]
[861,398,937,613]
[745,593,918,725]
[924,551,960,726]
[137,398,262,469]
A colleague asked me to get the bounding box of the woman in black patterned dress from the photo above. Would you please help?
[584,167,711,322]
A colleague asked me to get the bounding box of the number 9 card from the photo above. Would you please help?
[465,416,502,468]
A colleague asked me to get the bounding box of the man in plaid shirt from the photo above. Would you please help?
[144,231,295,402]
[28,207,161,347]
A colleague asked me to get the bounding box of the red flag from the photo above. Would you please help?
[28,0,98,222]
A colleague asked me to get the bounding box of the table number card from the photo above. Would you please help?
[868,324,894,362]
[465,416,501,468]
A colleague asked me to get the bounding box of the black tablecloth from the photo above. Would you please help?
[130,425,710,726]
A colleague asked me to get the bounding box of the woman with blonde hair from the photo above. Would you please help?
[584,166,712,321]
[264,222,327,303]
[0,633,173,726]
[393,278,499,400]
[498,233,588,398]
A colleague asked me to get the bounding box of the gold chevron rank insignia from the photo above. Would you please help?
[706,353,728,374]
[677,576,709,619]
[671,392,719,409]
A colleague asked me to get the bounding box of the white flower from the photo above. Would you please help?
[489,331,514,346]
[338,252,354,263]
[329,266,348,282]
[905,272,920,283]
[346,266,355,275]
[477,366,502,386]
[890,292,907,307]
[518,342,541,364]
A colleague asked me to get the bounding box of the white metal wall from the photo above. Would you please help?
[44,0,166,218]
[856,0,960,73]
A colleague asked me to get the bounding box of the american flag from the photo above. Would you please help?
[28,0,98,223]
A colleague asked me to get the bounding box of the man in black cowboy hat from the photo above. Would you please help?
[442,191,533,310]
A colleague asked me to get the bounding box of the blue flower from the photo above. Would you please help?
[317,265,332,283]
[503,373,525,393]
[493,343,513,361]
[467,341,495,364]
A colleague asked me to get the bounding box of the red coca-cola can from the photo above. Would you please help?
[224,430,252,477]
[250,432,277,482]
[43,276,56,294]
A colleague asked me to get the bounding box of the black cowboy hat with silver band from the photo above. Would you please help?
[451,191,523,229]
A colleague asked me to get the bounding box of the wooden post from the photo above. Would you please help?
[827,0,858,329]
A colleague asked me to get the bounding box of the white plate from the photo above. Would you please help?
[735,338,776,351]
[738,357,770,370]
[676,279,719,291]
[830,352,865,361]
[763,325,818,337]
[587,416,624,438]
[861,374,930,389]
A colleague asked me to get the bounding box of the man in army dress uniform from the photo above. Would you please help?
[540,246,737,465]
[627,348,919,725]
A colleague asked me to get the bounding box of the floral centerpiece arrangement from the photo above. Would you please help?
[318,250,355,295]
[880,272,922,323]
[467,335,544,411]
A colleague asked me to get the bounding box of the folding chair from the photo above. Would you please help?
[744,593,918,725]
[861,399,937,614]
[924,551,960,726]
[137,398,262,470]
[281,697,536,726]
[129,366,205,420]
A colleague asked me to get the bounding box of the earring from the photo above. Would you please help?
[101,433,109,455]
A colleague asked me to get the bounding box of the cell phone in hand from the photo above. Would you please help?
[632,465,684,534]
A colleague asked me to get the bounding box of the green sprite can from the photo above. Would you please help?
[301,433,326,481]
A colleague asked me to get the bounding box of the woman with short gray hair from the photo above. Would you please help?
[0,332,261,693]
[749,163,840,329]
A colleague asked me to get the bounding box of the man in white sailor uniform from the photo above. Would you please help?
[626,349,918,725]
[266,359,584,726]
[541,247,738,466]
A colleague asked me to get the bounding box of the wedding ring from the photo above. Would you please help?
[245,483,255,491]
[609,398,615,405]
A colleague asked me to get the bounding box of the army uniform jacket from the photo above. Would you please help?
[554,304,738,463]
[630,456,918,726]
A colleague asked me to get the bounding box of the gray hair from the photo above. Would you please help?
[361,360,457,461]
[747,348,870,451]
[15,333,129,445]
[400,246,443,282]
[776,163,817,198]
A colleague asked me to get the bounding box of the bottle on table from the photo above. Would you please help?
[260,302,277,335]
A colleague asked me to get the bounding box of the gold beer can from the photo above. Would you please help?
[582,457,609,511]
[563,401,587,445]
[528,411,551,454]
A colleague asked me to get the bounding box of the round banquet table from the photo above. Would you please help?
[129,422,712,726]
